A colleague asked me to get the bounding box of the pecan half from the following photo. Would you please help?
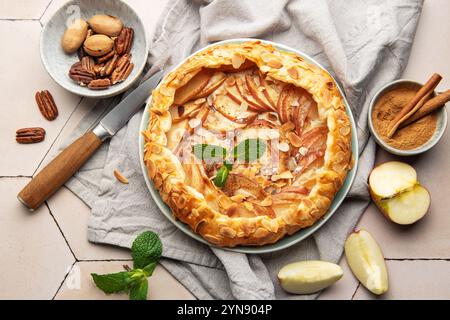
[111,54,134,84]
[99,54,119,77]
[81,56,95,74]
[88,78,111,90]
[69,61,95,85]
[16,127,46,144]
[96,50,115,63]
[93,63,105,76]
[115,27,134,55]
[35,90,58,121]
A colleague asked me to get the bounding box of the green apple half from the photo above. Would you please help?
[278,260,343,294]
[345,229,388,295]
[369,161,430,225]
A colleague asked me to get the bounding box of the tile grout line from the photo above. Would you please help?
[0,175,32,178]
[78,259,132,262]
[32,96,84,177]
[39,0,54,22]
[52,260,76,300]
[44,201,78,261]
[0,18,41,21]
[351,282,361,300]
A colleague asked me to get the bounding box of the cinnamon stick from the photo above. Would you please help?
[387,73,442,138]
[400,89,450,127]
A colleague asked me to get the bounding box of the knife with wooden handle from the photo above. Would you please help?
[18,71,163,211]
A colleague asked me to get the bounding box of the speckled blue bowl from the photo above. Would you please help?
[139,39,359,254]
[40,0,148,98]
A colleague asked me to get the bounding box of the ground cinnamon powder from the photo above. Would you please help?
[372,83,437,150]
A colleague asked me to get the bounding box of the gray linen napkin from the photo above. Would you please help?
[61,0,423,299]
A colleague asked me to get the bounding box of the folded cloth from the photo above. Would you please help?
[62,0,423,299]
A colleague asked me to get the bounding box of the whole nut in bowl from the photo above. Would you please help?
[83,34,115,57]
[88,14,124,36]
[61,19,88,54]
[40,0,148,98]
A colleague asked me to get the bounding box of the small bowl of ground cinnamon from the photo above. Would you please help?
[368,77,448,156]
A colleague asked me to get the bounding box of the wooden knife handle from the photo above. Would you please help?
[18,131,103,211]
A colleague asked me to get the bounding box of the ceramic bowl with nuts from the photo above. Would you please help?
[40,0,148,98]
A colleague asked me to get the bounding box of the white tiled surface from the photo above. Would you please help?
[0,0,449,300]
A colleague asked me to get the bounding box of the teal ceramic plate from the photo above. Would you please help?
[139,39,359,254]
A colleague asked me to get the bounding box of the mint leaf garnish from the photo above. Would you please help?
[233,138,266,162]
[224,161,233,171]
[91,231,163,300]
[214,165,230,188]
[130,279,148,300]
[193,144,227,162]
[131,231,163,269]
[91,272,131,294]
[143,262,157,277]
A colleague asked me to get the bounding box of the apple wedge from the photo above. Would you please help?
[276,85,292,123]
[377,185,430,225]
[194,72,226,99]
[234,76,269,112]
[369,161,417,199]
[258,73,278,109]
[174,69,214,105]
[278,260,343,295]
[245,74,275,111]
[213,94,257,124]
[345,229,388,295]
[169,101,204,123]
[225,85,262,113]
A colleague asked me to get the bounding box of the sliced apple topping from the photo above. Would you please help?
[245,74,275,111]
[169,101,204,123]
[278,260,343,294]
[174,68,214,105]
[296,150,325,175]
[368,161,430,225]
[259,73,284,109]
[194,72,227,99]
[298,126,328,149]
[293,87,317,135]
[213,94,257,124]
[369,161,417,199]
[345,229,388,295]
[203,107,248,132]
[234,75,270,112]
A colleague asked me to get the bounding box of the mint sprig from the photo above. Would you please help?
[193,139,266,188]
[214,165,230,188]
[91,231,162,300]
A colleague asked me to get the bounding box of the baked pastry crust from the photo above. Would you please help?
[143,41,352,247]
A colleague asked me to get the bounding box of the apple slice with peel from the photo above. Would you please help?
[345,229,388,295]
[377,185,430,225]
[174,69,214,105]
[369,161,417,199]
[194,72,226,99]
[213,94,257,124]
[245,74,275,111]
[278,260,343,294]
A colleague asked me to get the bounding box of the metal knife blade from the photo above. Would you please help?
[94,70,163,139]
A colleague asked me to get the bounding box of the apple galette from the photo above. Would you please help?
[143,41,353,247]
